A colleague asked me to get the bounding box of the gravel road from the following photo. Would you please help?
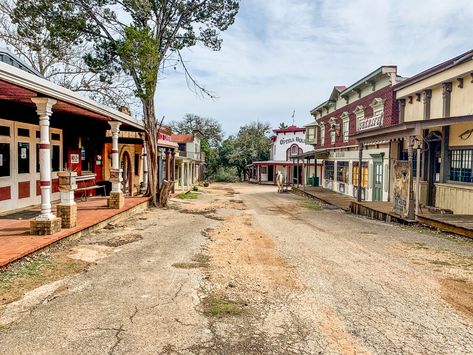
[1,183,472,354]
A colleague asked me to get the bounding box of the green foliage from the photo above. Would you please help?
[170,114,224,147]
[214,167,239,182]
[177,192,198,199]
[192,185,199,192]
[278,122,288,129]
[205,296,242,317]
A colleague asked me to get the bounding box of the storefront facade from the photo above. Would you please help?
[305,66,402,201]
[249,125,317,185]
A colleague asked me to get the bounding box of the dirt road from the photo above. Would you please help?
[1,183,473,354]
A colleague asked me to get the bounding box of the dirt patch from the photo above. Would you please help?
[95,233,143,247]
[205,215,301,295]
[440,278,473,319]
[0,252,89,305]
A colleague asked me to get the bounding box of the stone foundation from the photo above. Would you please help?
[30,217,62,236]
[57,204,77,228]
[108,191,124,209]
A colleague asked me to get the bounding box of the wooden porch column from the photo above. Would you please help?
[171,150,176,193]
[30,98,62,235]
[141,135,148,194]
[357,144,363,202]
[440,126,450,183]
[302,157,306,192]
[407,136,415,220]
[165,148,171,181]
[108,121,124,209]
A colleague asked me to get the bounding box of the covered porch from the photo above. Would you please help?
[0,196,149,267]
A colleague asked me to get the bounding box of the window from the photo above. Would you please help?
[450,149,473,182]
[261,166,267,174]
[18,142,30,174]
[52,145,60,171]
[17,128,30,137]
[343,119,349,142]
[324,161,334,180]
[320,125,325,146]
[330,130,336,145]
[0,143,10,177]
[0,126,10,137]
[352,162,368,187]
[134,153,140,176]
[51,133,61,141]
[336,161,349,183]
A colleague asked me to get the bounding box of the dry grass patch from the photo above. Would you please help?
[0,252,89,305]
[203,295,242,317]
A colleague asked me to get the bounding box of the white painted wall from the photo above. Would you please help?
[272,131,313,161]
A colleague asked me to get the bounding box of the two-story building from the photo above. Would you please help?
[303,66,403,201]
[171,131,205,190]
[248,125,315,185]
[354,49,473,217]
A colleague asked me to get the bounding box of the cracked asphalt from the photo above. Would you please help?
[1,183,473,354]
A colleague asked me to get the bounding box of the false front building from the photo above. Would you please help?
[302,66,403,201]
[248,125,315,185]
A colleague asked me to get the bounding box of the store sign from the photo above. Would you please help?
[279,136,305,145]
[392,160,410,217]
[70,154,80,164]
[358,110,384,131]
[20,147,27,159]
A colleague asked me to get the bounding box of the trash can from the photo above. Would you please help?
[312,177,319,187]
[307,177,313,186]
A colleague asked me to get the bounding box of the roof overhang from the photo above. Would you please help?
[0,61,144,131]
[294,149,330,159]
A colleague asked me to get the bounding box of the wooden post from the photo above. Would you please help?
[408,136,415,220]
[357,144,363,202]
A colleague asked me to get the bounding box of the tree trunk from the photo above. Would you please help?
[143,97,160,207]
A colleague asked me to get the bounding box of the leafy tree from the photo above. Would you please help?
[200,138,219,179]
[278,122,288,129]
[12,0,239,206]
[226,121,271,181]
[170,113,223,147]
[0,0,138,111]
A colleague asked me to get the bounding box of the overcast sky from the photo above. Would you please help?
[155,0,473,137]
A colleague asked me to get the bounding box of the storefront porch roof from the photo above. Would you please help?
[353,115,473,144]
[0,61,143,131]
[294,149,330,159]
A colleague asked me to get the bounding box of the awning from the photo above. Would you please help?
[294,149,329,159]
[352,115,473,145]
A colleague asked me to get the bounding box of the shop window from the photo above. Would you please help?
[336,161,349,183]
[36,130,40,138]
[134,153,140,176]
[0,143,10,177]
[0,126,10,137]
[52,145,60,171]
[51,133,61,141]
[352,162,368,187]
[400,150,422,178]
[450,149,473,183]
[18,142,30,174]
[324,161,334,180]
[261,166,267,174]
[17,128,30,137]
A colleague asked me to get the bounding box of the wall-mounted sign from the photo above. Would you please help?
[357,110,384,131]
[392,160,410,217]
[20,147,27,159]
[70,154,80,164]
[0,154,2,166]
[279,136,305,145]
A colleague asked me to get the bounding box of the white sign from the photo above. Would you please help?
[20,147,27,159]
[358,110,384,131]
[279,137,305,145]
[0,154,2,166]
[70,154,80,164]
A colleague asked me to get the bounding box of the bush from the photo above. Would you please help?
[192,185,199,192]
[214,168,239,183]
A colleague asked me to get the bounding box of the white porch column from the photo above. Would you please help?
[141,135,148,194]
[180,164,184,190]
[108,121,124,209]
[30,97,62,235]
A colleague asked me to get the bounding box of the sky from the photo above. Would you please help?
[155,0,473,137]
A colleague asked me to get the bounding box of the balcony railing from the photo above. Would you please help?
[177,151,205,161]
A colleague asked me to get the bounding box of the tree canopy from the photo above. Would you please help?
[170,113,224,147]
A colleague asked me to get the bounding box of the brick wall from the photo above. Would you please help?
[317,86,398,148]
[0,186,11,201]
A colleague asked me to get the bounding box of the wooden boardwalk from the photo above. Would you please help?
[350,201,416,225]
[292,186,354,211]
[417,214,473,238]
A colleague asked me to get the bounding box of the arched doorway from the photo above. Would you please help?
[121,151,132,196]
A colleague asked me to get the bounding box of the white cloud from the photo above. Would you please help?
[156,0,473,136]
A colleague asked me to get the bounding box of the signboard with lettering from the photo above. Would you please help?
[392,160,410,217]
[70,154,80,164]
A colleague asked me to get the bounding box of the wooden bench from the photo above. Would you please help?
[76,185,107,201]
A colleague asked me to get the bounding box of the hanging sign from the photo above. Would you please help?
[70,154,80,164]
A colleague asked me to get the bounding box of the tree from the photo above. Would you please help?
[226,121,271,181]
[0,0,138,112]
[278,122,288,129]
[170,114,223,147]
[12,0,240,206]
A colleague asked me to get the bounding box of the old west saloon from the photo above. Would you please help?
[355,50,473,217]
[304,66,402,201]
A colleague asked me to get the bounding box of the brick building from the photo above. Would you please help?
[303,66,404,201]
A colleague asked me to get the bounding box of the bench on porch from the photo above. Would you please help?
[76,185,107,201]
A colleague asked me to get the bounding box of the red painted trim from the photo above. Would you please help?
[18,181,30,199]
[111,149,118,153]
[0,186,11,201]
[39,143,50,149]
[40,181,51,186]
